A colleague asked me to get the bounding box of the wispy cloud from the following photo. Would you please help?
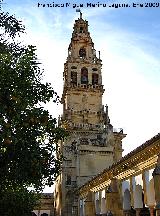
[3,0,160,156]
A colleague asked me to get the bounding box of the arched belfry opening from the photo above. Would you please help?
[81,67,88,84]
[79,26,84,33]
[79,47,86,58]
[71,71,77,85]
[92,73,98,85]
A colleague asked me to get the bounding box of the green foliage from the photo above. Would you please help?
[0,11,67,215]
[0,11,25,38]
[0,186,40,216]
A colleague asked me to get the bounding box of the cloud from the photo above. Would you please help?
[80,13,160,154]
[4,2,160,155]
[98,31,160,154]
[28,8,160,154]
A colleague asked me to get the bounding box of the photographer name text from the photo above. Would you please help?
[38,2,160,8]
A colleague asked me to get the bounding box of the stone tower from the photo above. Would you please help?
[54,13,126,216]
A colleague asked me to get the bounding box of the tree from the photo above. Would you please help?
[0,11,67,215]
[0,187,40,216]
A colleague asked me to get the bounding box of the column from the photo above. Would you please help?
[146,177,156,216]
[99,190,102,214]
[122,180,131,216]
[134,184,143,216]
[123,189,131,210]
[95,191,100,214]
[130,176,135,208]
[79,198,85,216]
[142,170,149,205]
[122,180,131,210]
[153,155,160,216]
[88,68,92,85]
[77,67,81,85]
[101,189,107,214]
[101,198,106,214]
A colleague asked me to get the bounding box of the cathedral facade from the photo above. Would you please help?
[54,13,126,216]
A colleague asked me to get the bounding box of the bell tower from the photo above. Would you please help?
[62,14,103,129]
[54,13,126,216]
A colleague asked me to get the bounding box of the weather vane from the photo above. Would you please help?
[76,8,82,19]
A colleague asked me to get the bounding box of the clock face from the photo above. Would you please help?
[79,48,86,57]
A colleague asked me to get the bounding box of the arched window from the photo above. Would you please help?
[92,73,98,85]
[71,71,77,85]
[81,68,88,84]
[80,26,84,33]
[79,48,86,58]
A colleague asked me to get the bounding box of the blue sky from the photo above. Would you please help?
[2,0,160,155]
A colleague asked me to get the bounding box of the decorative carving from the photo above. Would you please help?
[90,137,106,146]
[64,140,77,153]
[80,138,89,145]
